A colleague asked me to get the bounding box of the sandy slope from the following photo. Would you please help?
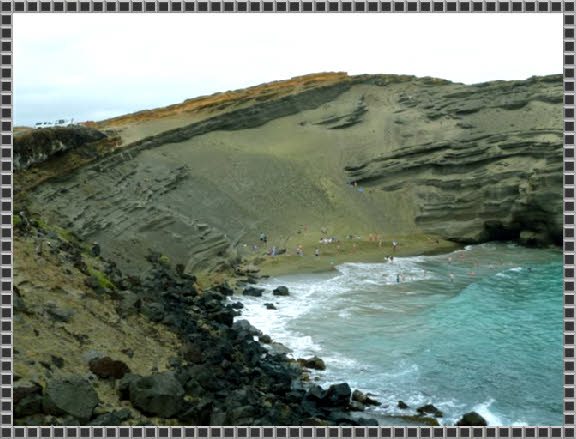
[22,73,562,278]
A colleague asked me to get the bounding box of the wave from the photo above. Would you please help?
[232,242,562,426]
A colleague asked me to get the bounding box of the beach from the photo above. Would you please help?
[234,242,564,426]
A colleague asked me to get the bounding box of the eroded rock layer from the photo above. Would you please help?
[21,73,563,274]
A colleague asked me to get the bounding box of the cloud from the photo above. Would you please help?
[14,13,561,126]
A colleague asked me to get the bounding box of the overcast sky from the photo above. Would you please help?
[14,13,561,126]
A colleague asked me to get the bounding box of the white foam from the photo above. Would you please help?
[472,399,503,427]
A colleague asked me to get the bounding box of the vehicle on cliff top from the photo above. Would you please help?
[34,118,75,129]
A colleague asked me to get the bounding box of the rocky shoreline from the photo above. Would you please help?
[13,214,488,427]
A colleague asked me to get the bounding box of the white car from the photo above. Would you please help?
[34,118,74,129]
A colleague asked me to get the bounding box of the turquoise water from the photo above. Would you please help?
[235,243,563,426]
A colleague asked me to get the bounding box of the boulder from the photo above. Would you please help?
[324,383,352,407]
[232,320,262,337]
[141,302,165,322]
[265,303,277,310]
[272,286,290,296]
[128,371,185,418]
[349,400,365,411]
[398,400,408,409]
[212,282,234,296]
[456,412,488,426]
[305,384,327,402]
[14,384,44,417]
[88,357,130,379]
[43,376,99,422]
[416,404,443,418]
[297,356,326,371]
[210,309,235,327]
[116,373,140,400]
[243,286,264,297]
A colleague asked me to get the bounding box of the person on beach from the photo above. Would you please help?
[378,239,383,248]
[321,226,327,235]
[330,258,335,270]
[315,248,319,257]
[260,233,267,243]
[392,241,398,252]
[390,256,394,263]
[297,245,303,257]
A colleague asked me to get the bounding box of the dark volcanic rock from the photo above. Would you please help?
[456,412,488,426]
[43,376,99,422]
[14,384,44,417]
[323,383,352,407]
[398,400,409,409]
[297,356,326,371]
[128,371,185,418]
[243,286,264,297]
[416,404,443,418]
[213,281,234,296]
[14,126,107,170]
[141,302,165,322]
[272,286,290,296]
[265,303,277,310]
[89,357,130,379]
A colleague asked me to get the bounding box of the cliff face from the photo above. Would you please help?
[14,127,107,171]
[20,73,563,275]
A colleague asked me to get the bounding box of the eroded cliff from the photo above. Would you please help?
[18,73,563,275]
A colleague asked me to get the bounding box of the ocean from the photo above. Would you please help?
[233,243,563,426]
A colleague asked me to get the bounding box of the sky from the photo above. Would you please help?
[14,13,561,126]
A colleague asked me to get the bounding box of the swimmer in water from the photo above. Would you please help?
[449,273,455,282]
[396,273,401,283]
[448,256,453,263]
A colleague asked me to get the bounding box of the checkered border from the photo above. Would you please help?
[0,1,571,437]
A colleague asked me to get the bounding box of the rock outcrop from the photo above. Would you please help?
[14,127,107,170]
[346,128,562,246]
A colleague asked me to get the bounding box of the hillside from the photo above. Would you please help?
[16,72,563,278]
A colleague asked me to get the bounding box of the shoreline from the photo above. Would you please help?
[240,235,464,279]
